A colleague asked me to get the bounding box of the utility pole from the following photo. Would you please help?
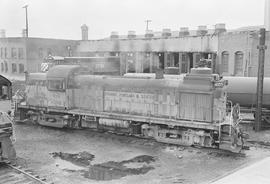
[255,28,267,131]
[145,20,152,31]
[22,5,29,37]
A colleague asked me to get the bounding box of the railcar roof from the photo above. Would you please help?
[0,75,11,86]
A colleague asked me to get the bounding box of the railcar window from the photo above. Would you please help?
[48,80,65,91]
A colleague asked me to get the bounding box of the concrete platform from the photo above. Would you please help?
[212,157,270,184]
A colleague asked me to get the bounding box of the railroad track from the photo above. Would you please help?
[0,162,50,184]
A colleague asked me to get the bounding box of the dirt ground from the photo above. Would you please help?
[12,123,270,184]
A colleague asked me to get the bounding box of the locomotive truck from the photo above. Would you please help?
[16,65,243,151]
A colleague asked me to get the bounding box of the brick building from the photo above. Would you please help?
[218,29,270,77]
[0,36,77,80]
[1,25,270,79]
[76,25,219,76]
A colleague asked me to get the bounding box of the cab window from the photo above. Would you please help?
[48,80,65,91]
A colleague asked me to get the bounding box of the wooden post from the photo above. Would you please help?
[255,28,267,131]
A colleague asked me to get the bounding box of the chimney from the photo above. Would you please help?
[197,25,208,36]
[265,0,270,30]
[22,29,27,37]
[127,30,136,39]
[110,31,119,39]
[145,30,154,38]
[162,28,172,38]
[179,27,189,37]
[214,23,226,34]
[0,29,6,38]
[81,24,88,40]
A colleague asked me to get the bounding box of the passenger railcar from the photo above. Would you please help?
[17,65,242,151]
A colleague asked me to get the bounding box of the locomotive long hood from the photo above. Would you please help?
[74,75,219,92]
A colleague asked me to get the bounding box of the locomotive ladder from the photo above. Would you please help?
[218,101,243,152]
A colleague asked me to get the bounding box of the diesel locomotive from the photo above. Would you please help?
[16,65,243,151]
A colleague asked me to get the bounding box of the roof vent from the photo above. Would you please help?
[81,24,89,40]
[145,30,154,38]
[127,30,136,39]
[197,25,208,36]
[214,23,226,34]
[179,27,189,37]
[22,29,27,37]
[110,31,119,39]
[162,28,172,37]
[0,29,6,38]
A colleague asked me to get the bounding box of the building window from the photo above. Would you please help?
[19,64,24,73]
[1,63,3,72]
[4,48,7,58]
[234,51,244,76]
[110,52,119,56]
[0,48,3,58]
[221,51,229,73]
[143,52,150,73]
[11,48,17,59]
[181,53,188,73]
[12,63,17,73]
[39,48,43,58]
[4,62,8,72]
[18,48,24,59]
[127,60,135,73]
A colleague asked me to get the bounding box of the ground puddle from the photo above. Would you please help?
[82,155,156,181]
[50,152,155,181]
[50,151,95,167]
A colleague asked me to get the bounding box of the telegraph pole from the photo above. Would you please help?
[145,20,152,31]
[255,28,267,131]
[22,5,29,37]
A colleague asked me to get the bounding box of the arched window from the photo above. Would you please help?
[1,63,4,72]
[19,64,24,73]
[234,51,244,76]
[4,62,8,73]
[12,63,17,73]
[221,51,229,73]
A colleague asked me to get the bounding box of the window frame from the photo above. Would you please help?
[47,79,66,92]
[11,63,17,73]
[221,51,229,73]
